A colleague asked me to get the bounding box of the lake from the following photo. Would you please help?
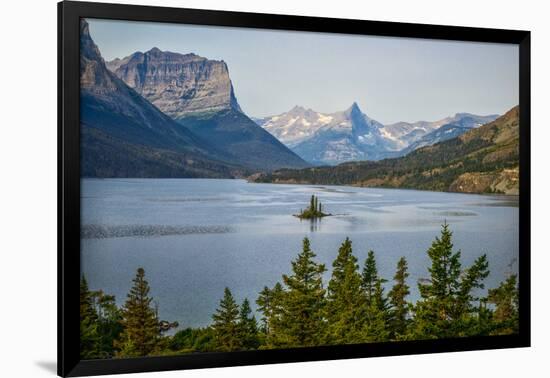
[81,178,519,329]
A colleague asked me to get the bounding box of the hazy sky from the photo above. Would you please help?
[87,18,519,124]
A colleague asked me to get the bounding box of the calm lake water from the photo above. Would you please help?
[81,178,519,328]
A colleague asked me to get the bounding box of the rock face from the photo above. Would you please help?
[109,48,308,171]
[79,19,238,178]
[254,106,519,195]
[256,103,398,165]
[107,49,242,118]
[449,168,519,195]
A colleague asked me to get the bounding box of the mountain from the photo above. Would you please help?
[398,113,499,155]
[80,19,239,178]
[256,105,498,165]
[256,103,398,165]
[107,50,308,171]
[384,113,499,149]
[106,48,242,118]
[253,106,519,195]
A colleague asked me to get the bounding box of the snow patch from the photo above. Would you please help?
[317,114,333,124]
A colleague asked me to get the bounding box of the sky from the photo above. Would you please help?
[87,18,519,124]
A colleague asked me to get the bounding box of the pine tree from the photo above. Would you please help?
[388,257,410,338]
[212,287,241,351]
[256,286,272,334]
[314,195,318,213]
[362,250,380,305]
[411,223,490,339]
[276,238,327,347]
[361,251,390,341]
[94,290,123,358]
[325,238,365,344]
[115,268,160,357]
[238,298,260,349]
[487,274,519,334]
[259,282,286,348]
[80,276,100,359]
[456,254,490,319]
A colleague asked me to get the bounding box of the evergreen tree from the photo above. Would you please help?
[326,238,365,344]
[314,196,318,213]
[411,223,490,339]
[361,251,390,341]
[362,250,380,305]
[487,274,519,334]
[260,282,286,348]
[388,257,410,338]
[256,286,273,334]
[276,238,327,347]
[212,287,241,351]
[238,298,260,349]
[456,254,490,319]
[94,291,123,358]
[115,268,160,357]
[80,276,100,359]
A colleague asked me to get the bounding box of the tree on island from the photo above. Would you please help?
[296,194,331,219]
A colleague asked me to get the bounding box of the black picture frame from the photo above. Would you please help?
[58,1,531,376]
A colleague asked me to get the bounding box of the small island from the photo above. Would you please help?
[295,194,331,219]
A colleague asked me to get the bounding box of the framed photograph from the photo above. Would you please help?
[58,1,530,376]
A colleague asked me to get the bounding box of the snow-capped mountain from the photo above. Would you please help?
[398,113,500,155]
[256,106,499,165]
[256,103,399,165]
[384,113,499,149]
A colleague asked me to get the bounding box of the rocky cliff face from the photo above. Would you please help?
[79,19,239,178]
[107,48,308,171]
[107,49,242,118]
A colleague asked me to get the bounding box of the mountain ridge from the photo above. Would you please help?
[256,105,499,165]
[253,106,519,195]
[256,102,397,165]
[108,48,309,171]
[80,19,242,178]
[107,48,242,117]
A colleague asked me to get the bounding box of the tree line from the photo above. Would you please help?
[80,223,519,359]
